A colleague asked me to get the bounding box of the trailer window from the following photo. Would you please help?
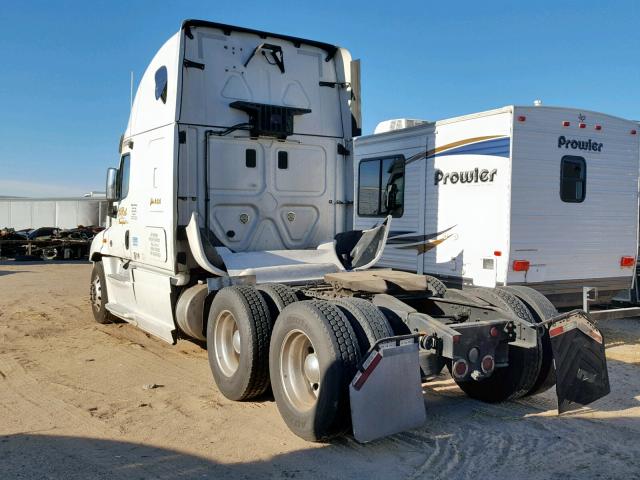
[358,156,404,217]
[560,155,586,203]
[118,154,131,200]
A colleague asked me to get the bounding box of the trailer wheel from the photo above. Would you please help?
[89,261,116,324]
[207,286,272,401]
[455,287,542,402]
[257,283,298,322]
[269,300,360,441]
[424,275,447,297]
[500,286,558,396]
[333,297,394,352]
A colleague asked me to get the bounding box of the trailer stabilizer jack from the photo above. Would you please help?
[548,310,610,413]
[349,335,426,443]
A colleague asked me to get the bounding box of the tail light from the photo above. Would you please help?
[513,260,530,272]
[620,256,635,267]
[452,359,469,379]
[481,355,495,374]
[490,326,500,338]
[493,250,502,256]
[562,121,570,127]
[595,124,602,131]
[579,123,586,129]
[631,129,637,135]
[517,115,526,122]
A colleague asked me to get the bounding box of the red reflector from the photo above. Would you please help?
[579,123,586,129]
[632,129,637,135]
[512,260,530,272]
[620,256,635,267]
[562,121,570,127]
[549,326,564,338]
[452,359,468,378]
[493,250,502,257]
[595,124,602,131]
[452,335,461,344]
[490,326,500,338]
[517,115,526,122]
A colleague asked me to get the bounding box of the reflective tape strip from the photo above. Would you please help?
[352,352,382,391]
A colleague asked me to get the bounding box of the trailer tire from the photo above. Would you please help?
[207,286,272,401]
[89,261,116,325]
[333,298,394,352]
[454,287,542,402]
[500,286,558,396]
[424,275,447,297]
[257,283,298,322]
[269,300,360,441]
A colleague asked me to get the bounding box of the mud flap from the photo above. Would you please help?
[549,310,610,413]
[349,335,426,443]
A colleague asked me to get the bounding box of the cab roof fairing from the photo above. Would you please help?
[122,20,352,141]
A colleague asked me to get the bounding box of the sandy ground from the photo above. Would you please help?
[1,261,639,479]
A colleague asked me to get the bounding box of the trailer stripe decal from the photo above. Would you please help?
[405,135,510,165]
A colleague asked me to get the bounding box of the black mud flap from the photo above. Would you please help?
[549,310,610,413]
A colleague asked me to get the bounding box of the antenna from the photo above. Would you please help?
[130,71,134,110]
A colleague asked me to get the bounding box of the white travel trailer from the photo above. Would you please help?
[89,22,610,442]
[354,106,640,307]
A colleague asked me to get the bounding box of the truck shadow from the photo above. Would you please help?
[0,269,30,277]
[0,434,303,479]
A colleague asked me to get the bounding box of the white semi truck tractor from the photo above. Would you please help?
[89,20,610,442]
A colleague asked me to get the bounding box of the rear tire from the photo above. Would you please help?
[378,306,411,335]
[269,300,360,441]
[500,286,558,396]
[454,287,542,402]
[207,286,272,401]
[424,275,447,297]
[257,283,298,322]
[89,261,116,325]
[333,297,394,352]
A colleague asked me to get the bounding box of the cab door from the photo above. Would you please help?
[103,153,137,311]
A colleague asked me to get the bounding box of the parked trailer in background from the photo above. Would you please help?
[354,107,640,308]
[0,197,108,230]
[89,21,610,443]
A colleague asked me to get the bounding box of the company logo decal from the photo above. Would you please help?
[558,136,603,152]
[435,168,497,185]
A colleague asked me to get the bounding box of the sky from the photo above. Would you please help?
[0,0,638,197]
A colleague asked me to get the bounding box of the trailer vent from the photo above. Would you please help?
[230,101,311,139]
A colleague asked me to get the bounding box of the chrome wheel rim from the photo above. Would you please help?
[280,329,320,412]
[214,310,240,377]
[91,275,102,310]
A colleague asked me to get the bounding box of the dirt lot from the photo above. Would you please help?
[1,261,639,479]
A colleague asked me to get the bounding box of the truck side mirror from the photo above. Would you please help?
[106,168,118,202]
[384,183,397,211]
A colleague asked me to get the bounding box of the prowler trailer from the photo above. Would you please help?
[354,107,640,308]
[90,21,610,442]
